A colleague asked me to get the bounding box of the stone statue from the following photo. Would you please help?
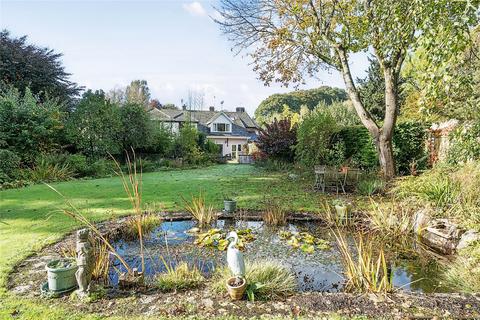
[75,228,93,297]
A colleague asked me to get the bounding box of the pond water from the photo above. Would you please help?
[111,219,454,293]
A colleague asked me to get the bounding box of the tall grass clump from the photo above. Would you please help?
[443,243,480,293]
[182,192,216,227]
[29,157,75,182]
[367,199,413,238]
[123,212,162,240]
[48,150,148,276]
[156,261,204,292]
[393,161,480,228]
[263,199,287,226]
[334,232,393,293]
[212,260,296,300]
[357,176,385,196]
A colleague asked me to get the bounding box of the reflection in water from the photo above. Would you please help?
[110,219,453,293]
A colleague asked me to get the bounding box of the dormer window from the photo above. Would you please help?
[213,123,230,132]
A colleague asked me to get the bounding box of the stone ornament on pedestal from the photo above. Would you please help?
[75,228,94,298]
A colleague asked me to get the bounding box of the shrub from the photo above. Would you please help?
[64,154,89,177]
[156,262,204,292]
[0,87,65,164]
[0,149,21,183]
[212,260,296,300]
[447,122,480,164]
[296,109,339,166]
[257,118,297,162]
[89,158,116,178]
[337,126,378,170]
[393,121,428,175]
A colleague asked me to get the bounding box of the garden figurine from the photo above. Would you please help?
[75,228,93,298]
[225,231,247,300]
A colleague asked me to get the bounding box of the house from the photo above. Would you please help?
[149,106,260,158]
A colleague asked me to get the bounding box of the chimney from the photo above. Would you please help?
[236,107,245,113]
[209,106,215,111]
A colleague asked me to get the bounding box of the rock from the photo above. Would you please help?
[457,230,480,250]
[413,209,430,234]
[11,285,31,294]
[288,173,299,180]
[202,298,214,309]
[187,227,200,234]
[421,219,463,254]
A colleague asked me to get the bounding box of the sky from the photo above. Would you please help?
[0,0,370,115]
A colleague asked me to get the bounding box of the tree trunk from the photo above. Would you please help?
[376,132,396,179]
[336,47,398,179]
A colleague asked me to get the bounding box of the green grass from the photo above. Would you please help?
[0,164,327,319]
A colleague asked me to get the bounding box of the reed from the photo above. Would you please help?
[182,192,216,227]
[367,199,413,238]
[334,232,393,293]
[263,199,287,226]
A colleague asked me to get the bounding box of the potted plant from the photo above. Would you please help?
[226,276,247,300]
[45,258,78,293]
[223,195,237,213]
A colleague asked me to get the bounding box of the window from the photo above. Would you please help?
[213,123,230,132]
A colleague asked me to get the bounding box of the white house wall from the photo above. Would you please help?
[207,137,249,157]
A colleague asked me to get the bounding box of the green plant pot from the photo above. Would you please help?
[334,205,349,220]
[224,200,237,213]
[45,258,78,292]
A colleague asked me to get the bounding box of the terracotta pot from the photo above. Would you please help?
[226,276,246,300]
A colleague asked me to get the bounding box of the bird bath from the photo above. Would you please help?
[109,219,455,293]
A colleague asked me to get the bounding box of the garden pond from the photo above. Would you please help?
[111,219,454,293]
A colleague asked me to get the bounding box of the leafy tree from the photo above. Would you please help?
[118,103,152,151]
[125,80,150,108]
[147,123,174,157]
[67,90,121,159]
[403,27,480,121]
[255,86,347,124]
[0,87,65,164]
[0,30,81,105]
[216,0,478,178]
[257,119,297,162]
[107,86,126,105]
[172,124,202,163]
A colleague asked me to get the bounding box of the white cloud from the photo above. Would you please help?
[182,2,207,17]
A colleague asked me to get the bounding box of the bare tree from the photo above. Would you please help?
[215,0,477,178]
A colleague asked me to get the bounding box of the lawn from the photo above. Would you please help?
[0,164,327,319]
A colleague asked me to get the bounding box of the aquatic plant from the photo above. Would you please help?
[334,232,393,293]
[61,235,112,283]
[212,259,296,300]
[182,192,216,227]
[278,231,330,253]
[194,228,255,251]
[123,212,162,240]
[156,261,204,292]
[367,199,413,238]
[263,199,287,226]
